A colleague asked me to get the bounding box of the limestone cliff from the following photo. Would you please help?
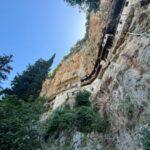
[41,0,116,98]
[41,0,150,149]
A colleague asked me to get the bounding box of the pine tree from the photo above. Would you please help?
[64,0,99,10]
[9,54,55,101]
[0,54,13,86]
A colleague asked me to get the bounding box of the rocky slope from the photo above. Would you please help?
[41,0,150,149]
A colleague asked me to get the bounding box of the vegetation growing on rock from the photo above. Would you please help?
[0,0,150,149]
[75,90,91,107]
[140,125,150,150]
[64,0,100,10]
[45,90,109,140]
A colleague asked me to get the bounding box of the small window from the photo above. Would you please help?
[125,1,129,6]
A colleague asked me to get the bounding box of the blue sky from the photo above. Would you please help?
[0,0,86,88]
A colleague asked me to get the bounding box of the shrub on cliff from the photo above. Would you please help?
[75,106,96,133]
[44,107,76,140]
[140,125,150,150]
[75,90,91,107]
[45,105,109,140]
[45,90,109,140]
[76,106,109,133]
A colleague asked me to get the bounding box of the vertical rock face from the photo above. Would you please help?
[94,1,150,149]
[41,0,115,97]
[41,0,150,149]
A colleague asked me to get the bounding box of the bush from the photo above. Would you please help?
[45,93,109,139]
[0,95,47,150]
[76,106,96,133]
[76,106,109,133]
[75,90,91,107]
[140,125,150,150]
[93,112,109,133]
[64,0,100,11]
[120,98,134,119]
[4,54,55,101]
[45,107,76,139]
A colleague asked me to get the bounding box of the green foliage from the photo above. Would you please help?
[140,125,150,150]
[93,112,109,133]
[76,106,95,133]
[45,90,109,139]
[0,54,56,149]
[64,0,100,10]
[0,95,47,150]
[48,64,61,79]
[76,106,109,133]
[120,97,134,119]
[60,141,72,150]
[75,90,91,107]
[5,54,55,101]
[0,54,13,88]
[45,107,76,139]
[64,0,84,6]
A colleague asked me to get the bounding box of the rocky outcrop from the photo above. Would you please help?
[41,0,150,149]
[41,0,116,98]
[94,1,150,149]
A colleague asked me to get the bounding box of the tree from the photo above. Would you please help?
[64,0,85,6]
[0,54,13,85]
[64,0,100,10]
[9,54,55,101]
[0,96,47,150]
